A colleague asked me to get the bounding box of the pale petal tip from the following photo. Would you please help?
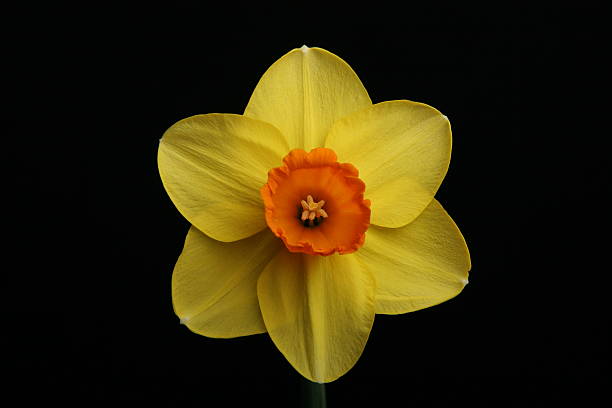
[462,278,469,286]
[300,44,309,53]
[179,316,189,325]
[442,114,449,120]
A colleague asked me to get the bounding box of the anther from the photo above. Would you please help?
[298,194,328,227]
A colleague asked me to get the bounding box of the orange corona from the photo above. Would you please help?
[261,148,371,255]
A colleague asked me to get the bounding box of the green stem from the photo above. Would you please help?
[300,378,327,408]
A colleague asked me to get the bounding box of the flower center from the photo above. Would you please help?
[299,195,328,227]
[261,148,371,256]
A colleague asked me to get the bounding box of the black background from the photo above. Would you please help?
[8,5,609,407]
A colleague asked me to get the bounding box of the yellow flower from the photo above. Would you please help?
[158,46,471,383]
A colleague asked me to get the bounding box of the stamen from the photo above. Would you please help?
[298,194,328,227]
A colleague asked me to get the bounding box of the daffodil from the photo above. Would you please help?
[158,46,471,383]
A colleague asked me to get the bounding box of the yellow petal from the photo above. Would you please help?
[159,114,289,242]
[244,46,372,151]
[325,100,452,228]
[257,251,375,383]
[354,199,470,315]
[173,226,283,338]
